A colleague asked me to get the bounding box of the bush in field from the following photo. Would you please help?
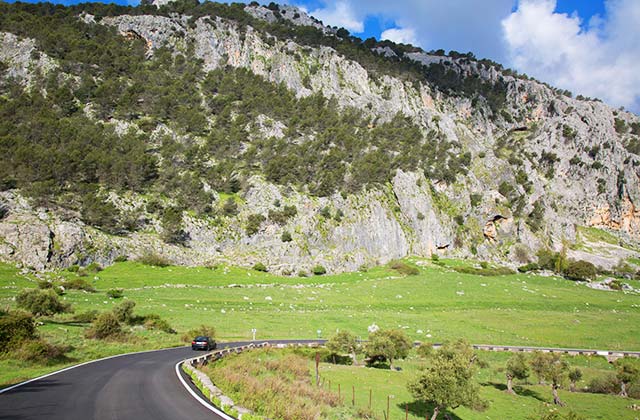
[62,278,96,292]
[182,325,217,343]
[389,260,419,275]
[252,262,267,272]
[106,288,124,299]
[112,300,136,324]
[563,260,597,281]
[137,253,171,267]
[416,342,434,359]
[143,314,175,333]
[72,310,99,323]
[15,339,70,364]
[16,289,72,317]
[85,262,103,273]
[0,311,37,351]
[312,265,327,275]
[588,373,619,394]
[85,312,122,339]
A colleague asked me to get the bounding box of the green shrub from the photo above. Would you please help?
[161,206,188,245]
[588,373,619,394]
[311,265,327,275]
[298,271,308,277]
[67,265,80,273]
[615,118,627,134]
[563,260,597,281]
[416,342,434,358]
[453,266,515,276]
[537,249,562,271]
[143,314,175,333]
[480,261,489,269]
[114,255,128,262]
[62,278,96,292]
[85,262,103,273]
[222,197,239,216]
[281,230,292,242]
[37,280,53,290]
[319,206,331,218]
[389,260,419,276]
[16,339,69,364]
[85,312,122,339]
[0,311,37,351]
[252,262,267,272]
[112,300,136,324]
[106,288,124,299]
[181,325,216,343]
[246,213,266,235]
[72,310,99,323]
[268,205,297,225]
[137,253,171,267]
[518,263,540,273]
[16,289,72,317]
[431,254,440,262]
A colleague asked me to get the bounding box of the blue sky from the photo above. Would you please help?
[5,0,639,112]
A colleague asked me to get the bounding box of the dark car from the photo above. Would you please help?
[191,336,216,351]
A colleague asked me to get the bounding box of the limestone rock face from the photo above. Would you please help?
[1,7,640,273]
[0,32,58,85]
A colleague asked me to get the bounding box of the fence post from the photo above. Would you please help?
[387,395,390,420]
[352,385,355,406]
[338,383,341,401]
[405,404,408,420]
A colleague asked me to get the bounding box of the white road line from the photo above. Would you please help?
[0,346,187,394]
[174,361,235,420]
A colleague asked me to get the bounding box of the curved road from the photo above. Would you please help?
[0,340,320,420]
[1,340,638,420]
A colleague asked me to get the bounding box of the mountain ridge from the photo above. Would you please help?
[0,0,639,274]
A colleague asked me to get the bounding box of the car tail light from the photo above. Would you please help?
[192,341,196,344]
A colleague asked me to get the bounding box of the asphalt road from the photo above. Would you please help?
[1,339,638,420]
[0,340,324,420]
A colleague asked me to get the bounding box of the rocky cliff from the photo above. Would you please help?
[0,1,639,273]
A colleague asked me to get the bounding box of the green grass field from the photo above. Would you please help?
[317,351,640,420]
[1,257,639,393]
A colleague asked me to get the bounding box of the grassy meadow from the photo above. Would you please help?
[318,350,640,420]
[1,257,639,392]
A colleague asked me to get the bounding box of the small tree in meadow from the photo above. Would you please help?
[326,330,359,365]
[615,358,640,397]
[568,368,582,392]
[408,340,485,420]
[537,353,570,405]
[506,353,530,394]
[365,329,412,370]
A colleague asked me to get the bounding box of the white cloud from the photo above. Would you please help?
[380,27,418,45]
[502,0,640,111]
[310,1,364,33]
[306,0,515,59]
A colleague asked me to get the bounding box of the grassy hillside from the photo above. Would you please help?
[1,259,639,387]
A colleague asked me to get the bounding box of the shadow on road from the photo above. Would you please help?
[4,379,68,394]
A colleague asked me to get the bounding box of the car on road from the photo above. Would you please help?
[191,336,216,351]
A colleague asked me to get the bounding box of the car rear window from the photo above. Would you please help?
[195,336,207,341]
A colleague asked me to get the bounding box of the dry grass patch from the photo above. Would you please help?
[204,348,372,420]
